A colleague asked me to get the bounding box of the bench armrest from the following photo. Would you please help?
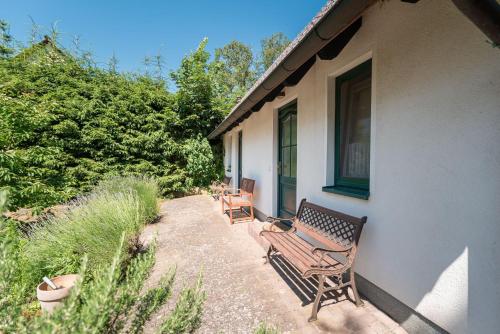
[311,246,353,255]
[266,216,293,224]
[312,246,354,267]
[260,216,296,235]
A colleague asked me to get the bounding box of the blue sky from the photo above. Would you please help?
[2,0,327,74]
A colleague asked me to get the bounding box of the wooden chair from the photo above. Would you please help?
[220,178,255,224]
[260,199,367,321]
[210,176,232,200]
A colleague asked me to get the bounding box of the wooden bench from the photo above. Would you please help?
[260,199,367,321]
[210,176,232,200]
[220,178,255,224]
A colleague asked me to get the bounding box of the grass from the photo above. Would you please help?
[253,322,280,334]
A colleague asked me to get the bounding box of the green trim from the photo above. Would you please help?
[322,185,369,200]
[334,59,372,195]
[278,100,297,218]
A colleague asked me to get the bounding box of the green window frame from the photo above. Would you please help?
[323,59,372,200]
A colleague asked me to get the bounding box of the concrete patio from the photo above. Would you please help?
[142,195,407,334]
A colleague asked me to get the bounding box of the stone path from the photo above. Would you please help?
[142,195,407,334]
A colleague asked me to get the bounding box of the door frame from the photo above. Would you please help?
[277,100,297,218]
[237,130,243,189]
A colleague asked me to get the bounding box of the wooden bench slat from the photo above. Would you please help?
[263,232,312,273]
[263,231,339,267]
[262,232,343,274]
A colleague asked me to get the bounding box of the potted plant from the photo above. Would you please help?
[36,274,80,313]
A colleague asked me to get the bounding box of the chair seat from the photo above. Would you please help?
[222,196,252,207]
[260,231,344,277]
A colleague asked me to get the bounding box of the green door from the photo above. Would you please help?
[238,131,242,188]
[278,102,297,218]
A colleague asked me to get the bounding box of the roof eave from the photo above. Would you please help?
[208,0,376,140]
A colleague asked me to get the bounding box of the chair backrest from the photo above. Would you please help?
[240,178,255,194]
[294,199,367,251]
[222,176,231,186]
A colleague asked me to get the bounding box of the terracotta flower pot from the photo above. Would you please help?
[36,274,80,313]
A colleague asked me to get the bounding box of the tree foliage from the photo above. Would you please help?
[257,32,290,75]
[0,33,224,210]
[0,20,291,211]
[210,40,256,110]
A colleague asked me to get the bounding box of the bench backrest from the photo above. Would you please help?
[240,178,255,194]
[222,176,231,186]
[294,199,367,251]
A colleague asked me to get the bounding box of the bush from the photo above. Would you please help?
[1,235,176,333]
[0,33,226,211]
[0,180,206,334]
[159,273,206,334]
[96,176,159,222]
[20,176,159,295]
[0,220,26,332]
[182,136,218,189]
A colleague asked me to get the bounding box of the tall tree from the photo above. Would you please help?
[257,32,290,75]
[214,40,255,90]
[209,40,256,114]
[171,38,223,138]
[0,20,13,58]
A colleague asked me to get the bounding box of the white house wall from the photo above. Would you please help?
[222,1,500,333]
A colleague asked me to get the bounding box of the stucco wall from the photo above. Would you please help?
[222,1,500,332]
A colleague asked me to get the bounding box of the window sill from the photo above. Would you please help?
[322,185,369,200]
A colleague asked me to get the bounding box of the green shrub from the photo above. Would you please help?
[96,175,159,222]
[182,136,218,189]
[0,219,27,333]
[159,273,206,334]
[0,178,206,334]
[0,231,203,334]
[2,235,174,333]
[0,33,226,211]
[20,176,159,294]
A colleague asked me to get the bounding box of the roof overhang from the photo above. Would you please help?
[208,0,500,140]
[208,0,376,140]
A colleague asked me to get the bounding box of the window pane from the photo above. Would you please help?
[282,115,291,146]
[291,114,297,145]
[281,184,296,214]
[291,146,297,177]
[282,147,290,177]
[339,71,371,180]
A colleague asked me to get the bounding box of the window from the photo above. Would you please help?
[324,59,371,199]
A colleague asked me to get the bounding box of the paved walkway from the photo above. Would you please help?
[142,195,407,334]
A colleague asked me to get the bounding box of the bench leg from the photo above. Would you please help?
[220,196,224,214]
[264,245,272,264]
[229,206,233,224]
[309,274,325,322]
[350,269,363,307]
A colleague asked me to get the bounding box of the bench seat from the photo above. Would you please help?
[261,230,345,277]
